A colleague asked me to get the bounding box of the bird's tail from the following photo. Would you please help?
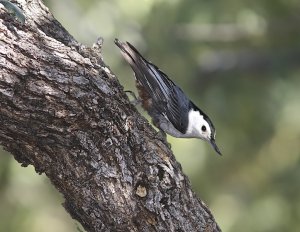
[114,38,146,72]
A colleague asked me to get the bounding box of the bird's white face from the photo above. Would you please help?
[186,109,221,155]
[186,110,213,141]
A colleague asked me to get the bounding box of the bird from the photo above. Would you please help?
[115,39,221,155]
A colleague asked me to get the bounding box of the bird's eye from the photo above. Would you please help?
[201,125,206,132]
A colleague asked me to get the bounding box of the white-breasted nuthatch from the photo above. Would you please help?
[115,39,221,155]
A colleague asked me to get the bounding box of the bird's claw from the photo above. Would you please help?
[125,90,141,106]
[155,130,171,149]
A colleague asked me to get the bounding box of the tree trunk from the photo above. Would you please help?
[0,1,221,231]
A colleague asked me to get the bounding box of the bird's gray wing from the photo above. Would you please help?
[146,64,190,133]
[115,39,189,133]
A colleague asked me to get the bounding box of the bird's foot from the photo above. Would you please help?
[125,90,141,106]
[155,130,171,149]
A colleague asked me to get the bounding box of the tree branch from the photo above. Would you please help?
[0,1,221,231]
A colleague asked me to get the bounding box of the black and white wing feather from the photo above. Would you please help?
[115,39,190,133]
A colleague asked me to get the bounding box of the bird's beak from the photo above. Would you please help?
[210,139,222,156]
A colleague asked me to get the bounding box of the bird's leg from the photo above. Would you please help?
[125,90,141,106]
[155,129,172,149]
[155,128,166,140]
[152,118,172,149]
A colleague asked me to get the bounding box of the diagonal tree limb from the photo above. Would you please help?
[0,0,221,231]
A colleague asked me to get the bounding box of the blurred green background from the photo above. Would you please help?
[1,0,300,231]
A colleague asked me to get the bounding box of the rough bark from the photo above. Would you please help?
[0,1,221,231]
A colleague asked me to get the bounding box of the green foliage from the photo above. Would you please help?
[1,0,300,231]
